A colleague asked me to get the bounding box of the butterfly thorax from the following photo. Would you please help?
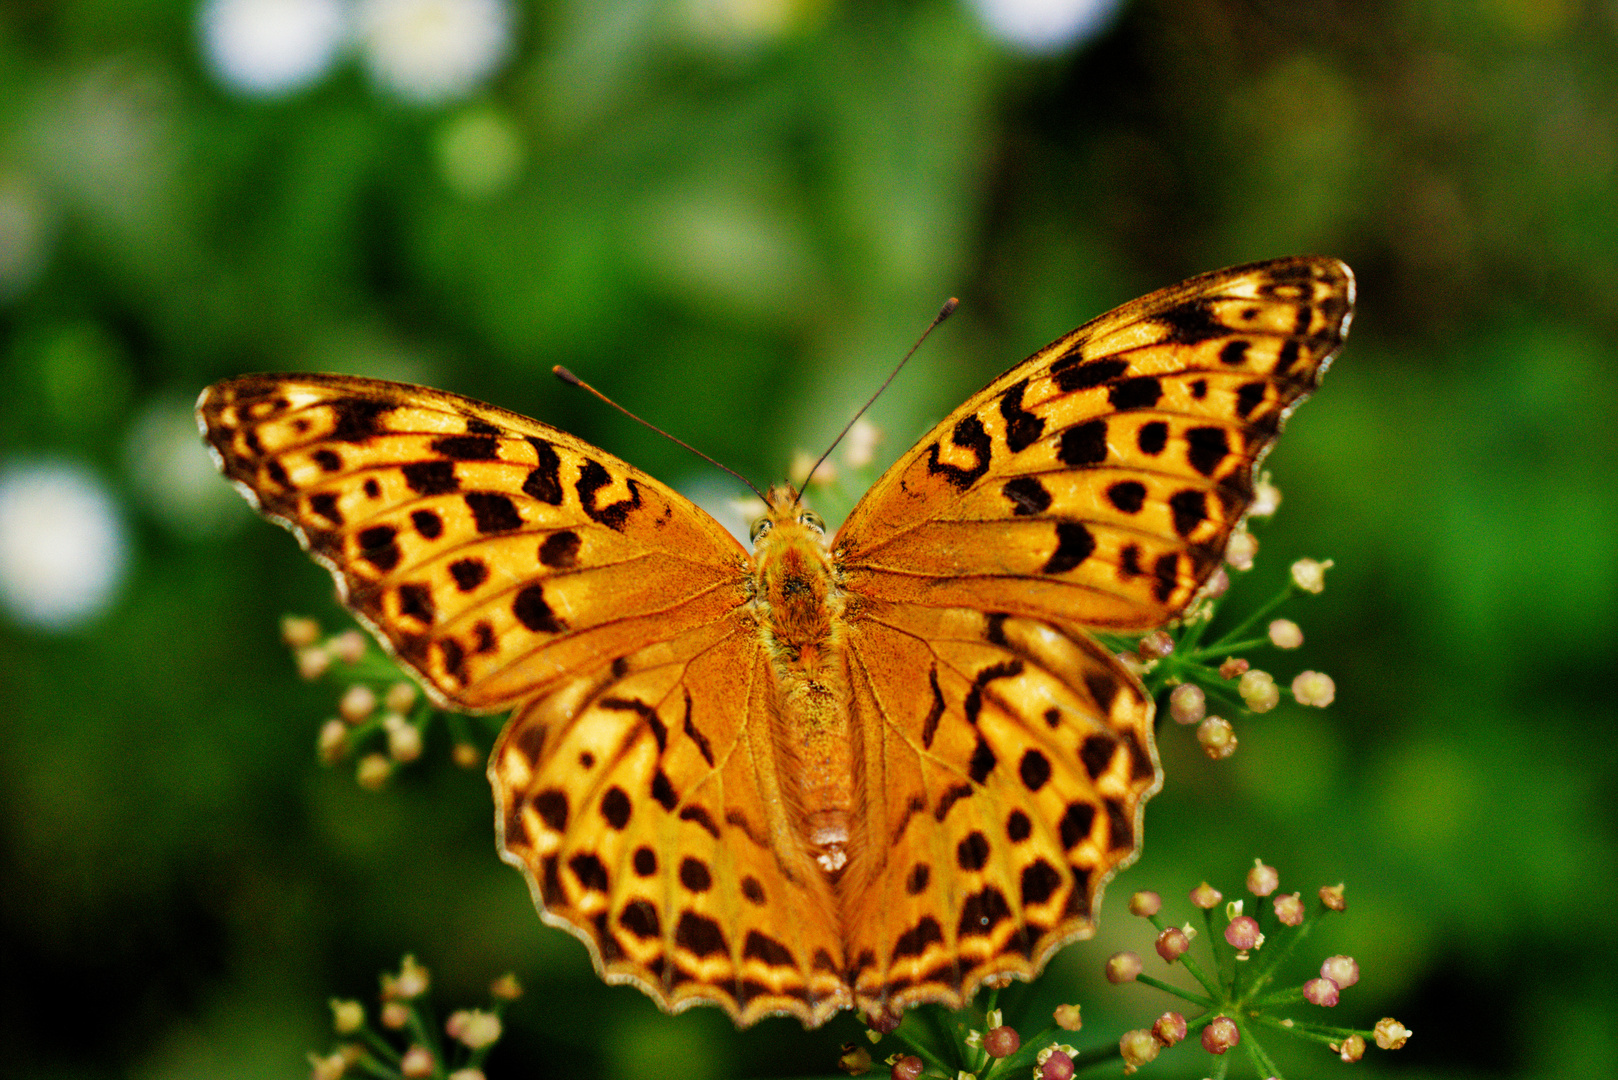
[750,486,854,877]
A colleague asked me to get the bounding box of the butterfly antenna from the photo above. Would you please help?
[794,296,959,500]
[552,366,768,501]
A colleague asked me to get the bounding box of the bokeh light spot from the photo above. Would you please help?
[0,460,129,631]
[200,0,349,97]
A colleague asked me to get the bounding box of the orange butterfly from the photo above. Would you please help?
[199,256,1353,1027]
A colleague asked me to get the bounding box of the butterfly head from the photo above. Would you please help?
[748,484,828,552]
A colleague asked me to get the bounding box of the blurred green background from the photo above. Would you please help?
[2,0,1616,1077]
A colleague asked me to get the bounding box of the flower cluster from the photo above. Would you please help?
[1100,477,1338,760]
[281,615,492,787]
[1107,866,1410,1074]
[308,956,522,1080]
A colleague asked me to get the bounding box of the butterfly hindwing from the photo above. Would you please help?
[839,604,1157,1014]
[490,613,852,1027]
[836,256,1354,631]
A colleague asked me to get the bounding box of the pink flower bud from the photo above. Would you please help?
[1319,883,1346,910]
[1152,1011,1187,1047]
[1218,656,1249,679]
[1169,684,1206,724]
[1321,955,1360,988]
[399,1046,435,1079]
[1374,1018,1412,1049]
[1190,882,1223,908]
[1105,951,1143,983]
[1224,915,1262,950]
[1267,619,1303,648]
[1039,1049,1074,1080]
[1303,977,1340,1006]
[1246,861,1279,896]
[1292,670,1336,706]
[1138,630,1174,659]
[890,1056,923,1080]
[1197,716,1237,759]
[1129,891,1161,917]
[1335,1034,1366,1061]
[1273,892,1305,926]
[1155,927,1190,963]
[984,1025,1019,1057]
[1201,1016,1239,1054]
[1119,1029,1160,1071]
[1053,1003,1081,1030]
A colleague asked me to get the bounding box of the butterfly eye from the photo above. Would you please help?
[799,511,825,534]
[749,517,772,543]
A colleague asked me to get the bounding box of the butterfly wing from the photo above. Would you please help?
[198,373,750,711]
[838,605,1157,1015]
[833,257,1352,1011]
[836,256,1354,629]
[200,373,851,1027]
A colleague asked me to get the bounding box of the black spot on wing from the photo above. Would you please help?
[1019,749,1051,791]
[397,583,434,624]
[743,930,795,967]
[1109,377,1163,411]
[602,697,666,752]
[1235,381,1266,419]
[956,831,990,871]
[1185,426,1230,476]
[968,736,997,783]
[1002,476,1052,516]
[330,399,395,442]
[532,789,569,831]
[679,857,713,892]
[679,805,721,839]
[957,886,1011,937]
[1220,339,1251,366]
[601,787,631,830]
[892,917,943,960]
[523,438,564,504]
[925,415,993,491]
[312,449,342,472]
[569,852,608,893]
[538,530,581,568]
[575,459,644,532]
[1051,355,1129,393]
[1107,481,1146,514]
[934,783,973,821]
[1159,300,1230,343]
[1042,521,1095,574]
[674,911,727,958]
[308,493,343,526]
[432,433,499,460]
[357,525,401,572]
[920,668,945,750]
[513,584,567,632]
[1057,420,1107,466]
[1021,860,1063,906]
[403,460,458,495]
[633,847,657,876]
[1059,802,1095,849]
[411,509,443,538]
[1170,489,1207,537]
[998,379,1045,453]
[1136,421,1168,456]
[465,491,522,533]
[906,864,930,895]
[449,558,488,592]
[619,900,659,939]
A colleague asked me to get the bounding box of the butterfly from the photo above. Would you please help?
[198,256,1353,1028]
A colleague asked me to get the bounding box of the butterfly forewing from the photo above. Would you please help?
[198,374,750,710]
[836,256,1354,630]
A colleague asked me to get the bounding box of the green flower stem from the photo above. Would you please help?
[358,1026,402,1064]
[1132,972,1214,1007]
[347,1053,401,1080]
[1236,1015,1285,1079]
[1249,1014,1365,1042]
[404,1003,443,1062]
[1206,583,1296,652]
[1247,985,1308,1009]
[1207,1051,1231,1080]
[1186,636,1269,659]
